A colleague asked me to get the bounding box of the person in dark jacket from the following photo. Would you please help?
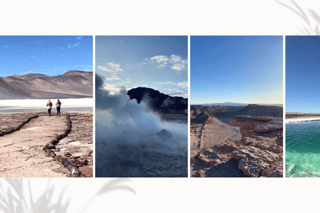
[56,99,62,116]
[46,100,53,116]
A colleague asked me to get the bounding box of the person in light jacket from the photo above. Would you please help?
[46,100,53,116]
[56,99,62,116]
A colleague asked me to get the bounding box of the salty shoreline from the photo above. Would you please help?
[286,117,320,123]
[0,112,93,177]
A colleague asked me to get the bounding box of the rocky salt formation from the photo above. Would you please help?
[0,113,38,135]
[0,112,93,177]
[191,115,283,177]
[55,113,93,177]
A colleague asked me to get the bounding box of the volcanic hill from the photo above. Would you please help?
[127,87,187,114]
[0,70,93,99]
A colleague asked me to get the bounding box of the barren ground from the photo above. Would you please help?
[190,116,241,158]
[0,112,93,178]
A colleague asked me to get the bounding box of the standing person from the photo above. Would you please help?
[46,100,53,116]
[56,99,62,116]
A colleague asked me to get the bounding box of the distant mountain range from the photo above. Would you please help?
[127,87,187,114]
[198,102,283,107]
[191,104,283,121]
[0,70,93,99]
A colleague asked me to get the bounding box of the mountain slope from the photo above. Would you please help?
[0,70,93,99]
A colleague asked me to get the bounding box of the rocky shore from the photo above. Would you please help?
[191,115,283,177]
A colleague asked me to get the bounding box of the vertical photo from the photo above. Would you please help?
[0,36,93,177]
[190,36,283,177]
[286,36,320,177]
[95,36,188,177]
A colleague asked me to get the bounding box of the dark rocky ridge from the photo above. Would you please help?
[127,87,187,114]
[286,112,320,119]
[0,70,93,99]
[191,104,283,122]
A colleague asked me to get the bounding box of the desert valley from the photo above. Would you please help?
[190,104,283,177]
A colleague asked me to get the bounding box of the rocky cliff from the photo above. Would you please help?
[127,87,187,114]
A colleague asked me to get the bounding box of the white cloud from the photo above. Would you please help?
[171,62,187,71]
[168,55,188,71]
[97,62,124,73]
[97,65,113,72]
[169,55,182,64]
[150,55,169,64]
[148,54,188,71]
[167,92,183,97]
[108,62,123,72]
[177,81,188,88]
[76,36,82,40]
[68,42,80,48]
[158,82,176,85]
[106,75,121,81]
[157,64,166,68]
[136,62,147,67]
[149,55,169,69]
[146,54,188,71]
[102,84,131,93]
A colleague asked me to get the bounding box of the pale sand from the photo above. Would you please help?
[190,116,241,158]
[0,116,70,177]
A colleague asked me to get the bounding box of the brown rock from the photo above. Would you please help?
[232,146,279,177]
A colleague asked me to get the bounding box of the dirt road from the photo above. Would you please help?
[0,116,70,177]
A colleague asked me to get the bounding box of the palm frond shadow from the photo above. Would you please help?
[79,179,136,213]
[0,178,70,213]
[0,178,136,213]
[275,0,320,35]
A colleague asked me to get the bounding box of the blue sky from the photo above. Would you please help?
[286,36,320,113]
[96,36,188,97]
[0,36,93,77]
[191,36,283,105]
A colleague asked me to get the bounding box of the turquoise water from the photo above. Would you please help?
[286,121,320,177]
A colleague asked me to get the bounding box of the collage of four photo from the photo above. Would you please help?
[0,35,318,178]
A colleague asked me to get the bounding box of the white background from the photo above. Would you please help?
[1,0,320,212]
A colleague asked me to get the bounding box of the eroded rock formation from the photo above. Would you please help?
[191,115,283,177]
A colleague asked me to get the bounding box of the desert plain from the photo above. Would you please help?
[0,111,93,178]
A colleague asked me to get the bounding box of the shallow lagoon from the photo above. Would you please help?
[286,121,320,177]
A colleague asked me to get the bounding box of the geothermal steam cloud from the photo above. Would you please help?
[95,74,187,177]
